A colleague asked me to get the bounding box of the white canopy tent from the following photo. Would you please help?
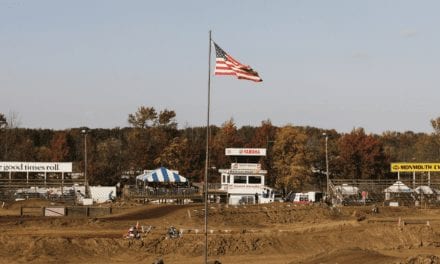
[384,181,413,203]
[414,185,440,195]
[384,181,412,193]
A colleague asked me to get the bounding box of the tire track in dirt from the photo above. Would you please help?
[103,204,199,221]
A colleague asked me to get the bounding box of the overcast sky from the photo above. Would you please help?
[1,1,439,134]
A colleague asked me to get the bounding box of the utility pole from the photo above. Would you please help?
[323,133,329,196]
[81,129,88,197]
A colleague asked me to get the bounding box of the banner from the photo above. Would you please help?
[0,162,72,172]
[390,163,440,172]
[225,148,266,156]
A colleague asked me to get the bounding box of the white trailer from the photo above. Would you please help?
[285,191,324,204]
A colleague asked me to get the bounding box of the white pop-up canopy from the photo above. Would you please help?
[384,181,412,193]
[414,185,440,195]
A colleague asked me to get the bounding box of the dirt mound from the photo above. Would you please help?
[400,255,440,264]
[290,247,399,264]
[195,204,350,229]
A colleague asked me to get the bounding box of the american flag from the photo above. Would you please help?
[213,41,263,82]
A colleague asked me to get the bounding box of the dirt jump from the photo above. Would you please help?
[1,199,440,263]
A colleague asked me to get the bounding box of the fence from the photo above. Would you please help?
[329,177,440,207]
[20,206,113,217]
[0,178,84,204]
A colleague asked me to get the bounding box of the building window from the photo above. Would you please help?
[248,176,261,184]
[233,176,247,184]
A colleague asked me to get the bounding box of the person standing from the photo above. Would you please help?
[255,192,259,204]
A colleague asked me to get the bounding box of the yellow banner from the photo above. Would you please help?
[391,163,440,172]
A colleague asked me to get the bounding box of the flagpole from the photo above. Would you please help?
[204,30,212,264]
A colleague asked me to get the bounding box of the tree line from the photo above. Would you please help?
[1,110,439,192]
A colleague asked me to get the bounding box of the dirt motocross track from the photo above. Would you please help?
[1,200,440,264]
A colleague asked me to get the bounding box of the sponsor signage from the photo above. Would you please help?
[231,163,261,170]
[225,148,266,156]
[390,163,440,172]
[0,162,72,172]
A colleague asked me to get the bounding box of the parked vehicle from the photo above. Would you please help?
[284,191,323,204]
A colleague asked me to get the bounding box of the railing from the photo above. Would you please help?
[127,187,200,198]
[0,178,85,188]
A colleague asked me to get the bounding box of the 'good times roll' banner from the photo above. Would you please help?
[0,162,72,172]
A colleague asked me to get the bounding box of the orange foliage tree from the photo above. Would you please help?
[336,128,387,179]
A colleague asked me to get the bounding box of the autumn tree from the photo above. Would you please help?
[35,146,52,161]
[248,119,278,185]
[3,130,35,161]
[125,128,154,172]
[128,106,157,128]
[0,113,7,128]
[0,112,21,160]
[413,134,440,162]
[89,137,123,185]
[0,113,7,160]
[381,131,420,162]
[248,119,277,148]
[336,128,387,179]
[49,132,70,161]
[211,119,244,171]
[431,117,440,135]
[157,109,177,129]
[430,117,440,160]
[154,137,191,174]
[181,126,208,182]
[126,107,171,173]
[272,125,312,193]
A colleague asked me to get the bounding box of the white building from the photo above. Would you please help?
[219,148,275,205]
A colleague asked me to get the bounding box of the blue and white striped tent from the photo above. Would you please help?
[136,167,187,183]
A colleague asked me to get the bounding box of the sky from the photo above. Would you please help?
[1,0,440,134]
